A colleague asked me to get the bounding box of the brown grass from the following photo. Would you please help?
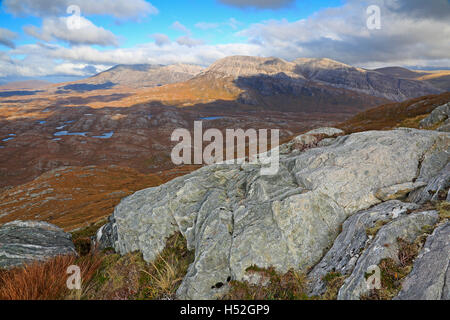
[0,253,103,300]
[321,272,347,300]
[338,92,450,134]
[82,232,194,300]
[224,266,310,300]
[0,165,201,232]
[138,233,194,300]
[361,237,422,300]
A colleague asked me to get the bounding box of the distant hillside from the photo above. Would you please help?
[338,91,450,133]
[0,80,51,90]
[56,63,205,92]
[375,67,450,92]
[374,67,427,79]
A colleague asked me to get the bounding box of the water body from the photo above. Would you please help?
[200,116,224,120]
[93,131,114,139]
[37,120,47,124]
[56,125,66,130]
[2,137,15,142]
[54,131,88,137]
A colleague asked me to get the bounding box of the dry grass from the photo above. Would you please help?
[138,233,194,300]
[321,272,347,300]
[224,266,310,300]
[0,253,103,300]
[82,232,194,300]
[361,237,422,300]
[437,201,450,220]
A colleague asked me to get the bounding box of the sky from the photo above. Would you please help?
[0,0,449,83]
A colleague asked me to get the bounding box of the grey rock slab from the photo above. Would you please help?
[408,163,450,204]
[395,222,450,300]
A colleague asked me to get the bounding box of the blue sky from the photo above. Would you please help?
[0,0,449,82]
[1,0,343,48]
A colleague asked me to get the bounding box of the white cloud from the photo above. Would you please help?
[3,0,158,20]
[237,0,450,67]
[171,21,191,35]
[176,36,205,47]
[23,16,118,46]
[0,27,18,49]
[152,33,171,47]
[2,41,263,79]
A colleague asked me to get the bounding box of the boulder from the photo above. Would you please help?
[97,128,449,299]
[0,220,77,269]
[419,103,450,129]
[279,127,344,154]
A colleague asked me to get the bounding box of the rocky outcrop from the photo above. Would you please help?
[0,220,76,268]
[394,222,450,300]
[96,128,449,299]
[279,127,344,154]
[419,103,450,131]
[407,163,450,204]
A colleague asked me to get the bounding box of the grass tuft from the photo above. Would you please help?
[361,237,422,300]
[321,272,347,300]
[0,253,103,300]
[224,267,310,300]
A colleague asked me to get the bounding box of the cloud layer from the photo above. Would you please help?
[0,28,18,48]
[24,17,118,46]
[4,0,158,19]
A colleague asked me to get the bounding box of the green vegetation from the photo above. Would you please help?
[437,201,450,220]
[366,220,390,237]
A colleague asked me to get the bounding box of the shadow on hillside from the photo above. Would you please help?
[54,93,132,105]
[232,73,390,114]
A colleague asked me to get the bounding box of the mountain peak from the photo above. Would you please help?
[294,58,358,70]
[202,55,296,78]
